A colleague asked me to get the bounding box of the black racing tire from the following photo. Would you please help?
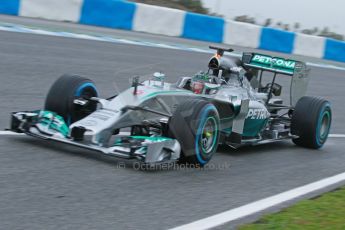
[291,96,332,149]
[168,99,220,166]
[44,74,98,125]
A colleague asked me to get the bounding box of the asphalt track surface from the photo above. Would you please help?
[0,16,345,230]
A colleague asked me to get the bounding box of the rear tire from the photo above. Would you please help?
[168,99,220,166]
[291,96,332,149]
[45,74,98,125]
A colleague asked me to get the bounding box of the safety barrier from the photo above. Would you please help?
[0,0,344,62]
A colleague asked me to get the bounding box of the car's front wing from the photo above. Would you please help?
[9,110,181,164]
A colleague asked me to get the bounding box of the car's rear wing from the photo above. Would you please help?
[242,53,300,76]
[241,52,310,106]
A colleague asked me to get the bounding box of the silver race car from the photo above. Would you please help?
[9,46,332,166]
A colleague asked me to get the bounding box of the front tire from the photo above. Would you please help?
[291,96,332,149]
[168,99,220,166]
[45,74,98,125]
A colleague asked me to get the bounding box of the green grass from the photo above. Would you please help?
[239,187,345,230]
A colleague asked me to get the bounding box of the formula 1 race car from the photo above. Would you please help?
[9,46,332,166]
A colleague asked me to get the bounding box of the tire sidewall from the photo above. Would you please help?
[291,96,332,149]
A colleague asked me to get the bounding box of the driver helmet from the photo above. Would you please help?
[191,81,205,94]
[190,72,213,94]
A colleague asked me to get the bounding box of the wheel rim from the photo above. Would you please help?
[194,104,219,165]
[319,110,331,139]
[200,116,218,154]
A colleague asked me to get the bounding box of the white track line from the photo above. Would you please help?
[170,171,345,230]
[329,134,345,138]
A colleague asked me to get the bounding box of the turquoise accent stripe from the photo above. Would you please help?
[141,90,193,101]
[243,118,268,137]
[75,82,98,97]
